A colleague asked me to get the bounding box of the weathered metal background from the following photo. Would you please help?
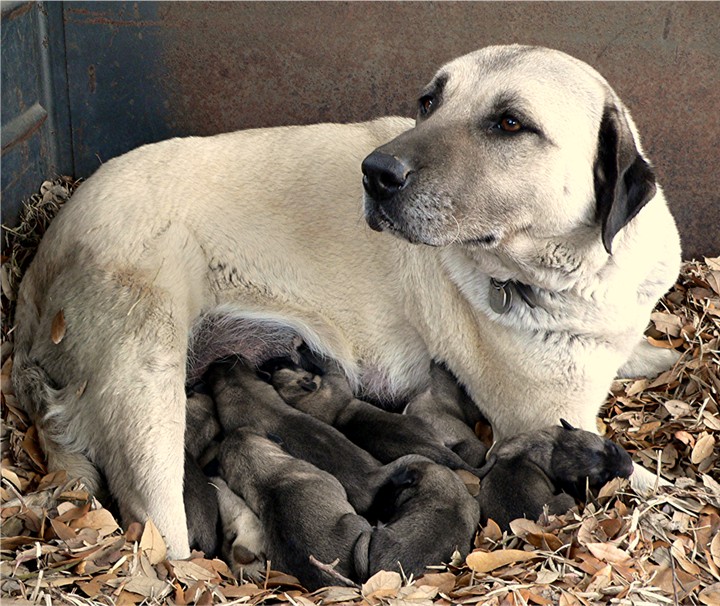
[1,1,72,226]
[2,1,719,257]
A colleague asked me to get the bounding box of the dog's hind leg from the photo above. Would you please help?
[13,258,198,558]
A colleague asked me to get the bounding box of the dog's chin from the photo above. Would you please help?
[364,202,425,245]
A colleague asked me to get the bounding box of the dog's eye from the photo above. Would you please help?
[418,95,434,116]
[498,116,523,133]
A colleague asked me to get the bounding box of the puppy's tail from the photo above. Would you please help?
[11,349,103,494]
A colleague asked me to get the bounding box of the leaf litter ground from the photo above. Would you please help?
[1,179,719,605]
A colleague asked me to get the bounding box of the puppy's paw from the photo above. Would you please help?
[213,477,268,581]
[228,539,267,583]
[271,366,321,403]
[544,493,576,517]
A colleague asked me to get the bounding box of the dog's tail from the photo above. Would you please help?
[11,347,103,494]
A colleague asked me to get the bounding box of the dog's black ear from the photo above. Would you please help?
[594,105,656,254]
[560,418,576,431]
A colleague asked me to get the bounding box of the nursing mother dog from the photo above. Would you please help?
[12,45,681,558]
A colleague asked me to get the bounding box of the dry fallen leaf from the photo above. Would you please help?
[671,538,702,575]
[712,531,720,568]
[651,312,683,337]
[585,564,613,593]
[692,433,717,465]
[663,399,693,418]
[585,542,631,565]
[466,549,539,573]
[51,309,66,344]
[699,582,720,606]
[139,519,166,565]
[415,572,456,595]
[361,570,402,600]
[72,508,120,537]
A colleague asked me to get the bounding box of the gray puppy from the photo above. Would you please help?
[271,361,487,471]
[219,428,479,589]
[403,363,489,467]
[356,456,480,580]
[476,421,634,530]
[219,428,372,590]
[182,390,223,556]
[206,358,394,515]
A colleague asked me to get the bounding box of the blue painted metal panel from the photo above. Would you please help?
[62,2,173,177]
[1,1,72,227]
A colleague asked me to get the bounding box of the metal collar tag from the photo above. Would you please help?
[489,278,537,314]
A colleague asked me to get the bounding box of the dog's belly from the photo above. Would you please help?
[188,305,432,404]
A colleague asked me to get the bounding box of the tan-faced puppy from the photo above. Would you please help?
[476,421,634,529]
[13,45,680,556]
[271,360,487,471]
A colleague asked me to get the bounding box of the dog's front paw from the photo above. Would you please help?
[617,339,681,379]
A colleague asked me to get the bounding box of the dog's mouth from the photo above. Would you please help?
[364,198,393,233]
[463,234,498,248]
[364,203,431,246]
[365,196,500,250]
[364,196,422,242]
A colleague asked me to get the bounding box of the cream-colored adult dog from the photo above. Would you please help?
[12,45,681,558]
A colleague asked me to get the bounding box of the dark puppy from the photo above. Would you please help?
[206,358,387,514]
[271,361,486,472]
[357,457,480,579]
[183,452,220,556]
[183,390,224,555]
[477,421,634,530]
[219,429,480,589]
[185,388,222,467]
[403,364,489,467]
[219,428,372,590]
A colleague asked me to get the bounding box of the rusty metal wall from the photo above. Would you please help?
[1,2,72,226]
[3,2,719,258]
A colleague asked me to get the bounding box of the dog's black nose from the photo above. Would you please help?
[361,152,411,201]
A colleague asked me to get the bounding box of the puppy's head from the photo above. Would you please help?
[551,420,634,497]
[362,44,655,257]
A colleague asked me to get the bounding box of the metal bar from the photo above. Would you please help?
[0,102,48,153]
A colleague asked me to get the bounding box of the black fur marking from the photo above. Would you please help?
[594,106,657,254]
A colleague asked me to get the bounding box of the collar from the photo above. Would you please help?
[488,278,537,314]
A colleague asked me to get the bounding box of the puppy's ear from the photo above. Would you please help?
[560,418,576,431]
[593,105,656,254]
